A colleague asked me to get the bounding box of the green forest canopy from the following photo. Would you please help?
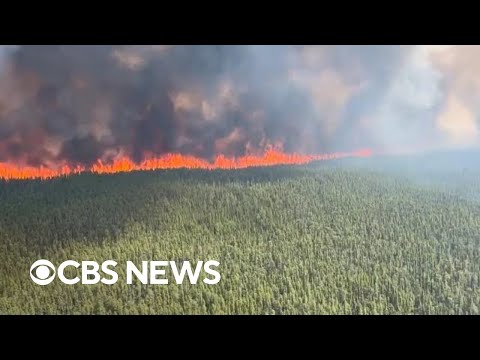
[0,154,479,314]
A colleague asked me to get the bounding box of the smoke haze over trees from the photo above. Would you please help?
[0,45,478,167]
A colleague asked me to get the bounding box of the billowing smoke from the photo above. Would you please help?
[0,45,478,167]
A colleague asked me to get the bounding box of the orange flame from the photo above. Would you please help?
[0,148,372,180]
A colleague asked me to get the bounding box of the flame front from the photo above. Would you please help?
[0,148,372,180]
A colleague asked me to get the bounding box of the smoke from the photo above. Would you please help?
[428,45,480,147]
[0,45,478,167]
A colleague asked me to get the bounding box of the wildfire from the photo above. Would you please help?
[0,148,372,180]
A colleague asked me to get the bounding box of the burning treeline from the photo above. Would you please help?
[5,45,472,180]
[0,148,373,180]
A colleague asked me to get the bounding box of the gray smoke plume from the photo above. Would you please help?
[0,45,477,166]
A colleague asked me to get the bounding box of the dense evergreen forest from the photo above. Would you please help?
[0,154,479,314]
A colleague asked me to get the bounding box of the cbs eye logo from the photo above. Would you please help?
[30,259,56,285]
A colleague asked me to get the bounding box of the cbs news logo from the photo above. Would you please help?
[30,259,221,285]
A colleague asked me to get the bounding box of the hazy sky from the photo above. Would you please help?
[0,45,478,165]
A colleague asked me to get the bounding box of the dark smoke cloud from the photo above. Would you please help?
[0,45,477,166]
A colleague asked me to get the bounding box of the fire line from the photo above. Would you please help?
[0,148,372,180]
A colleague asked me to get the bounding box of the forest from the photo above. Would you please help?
[0,153,479,314]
